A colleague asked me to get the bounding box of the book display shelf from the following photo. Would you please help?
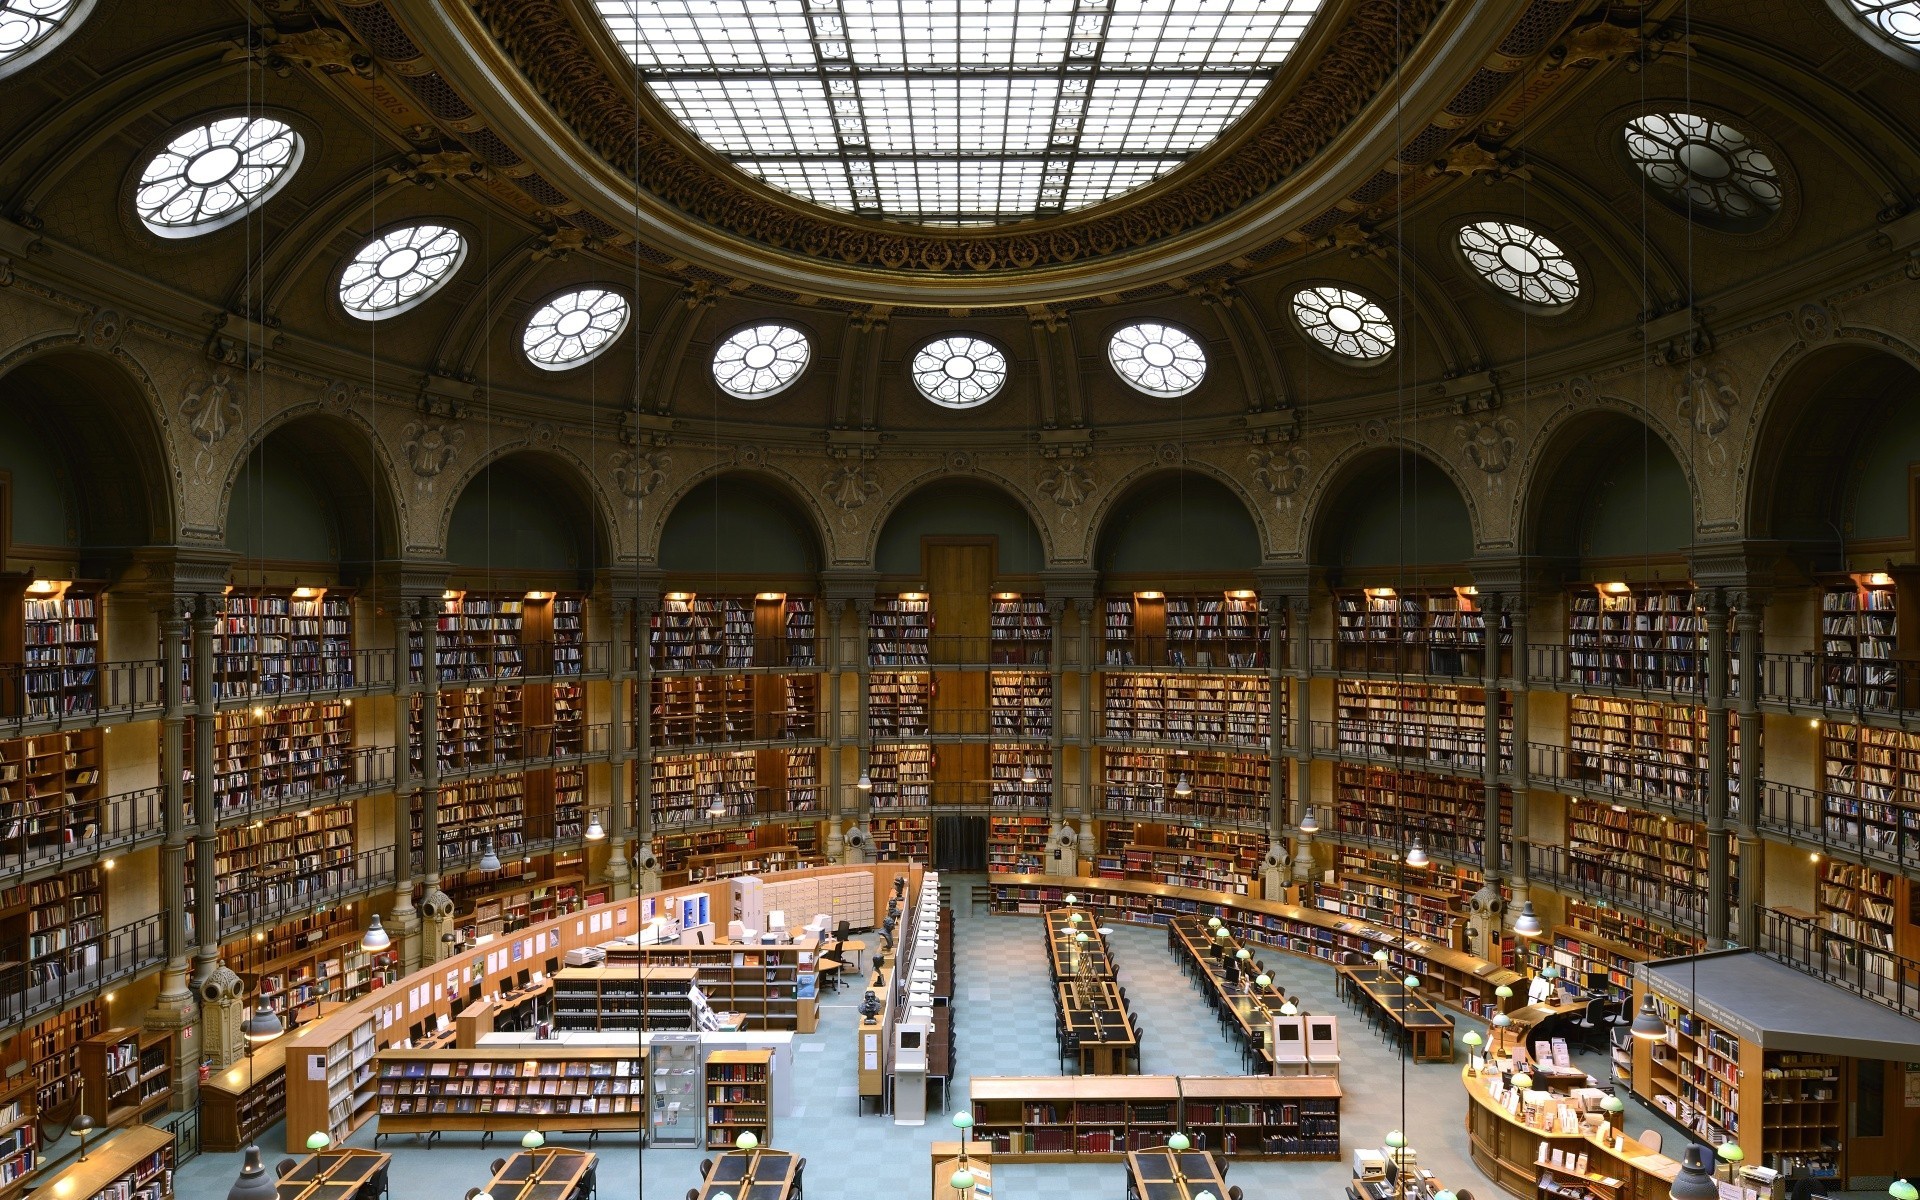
[416,776,524,863]
[1100,750,1269,826]
[0,1075,35,1200]
[1819,720,1920,864]
[375,1047,647,1135]
[990,594,1050,663]
[6,580,100,719]
[1101,673,1272,747]
[286,1011,377,1147]
[1101,591,1270,668]
[967,1076,1340,1160]
[1334,681,1513,771]
[0,865,104,991]
[1567,696,1743,808]
[987,813,1049,873]
[870,594,932,666]
[989,745,1050,807]
[599,944,817,1031]
[989,671,1050,738]
[1333,766,1510,864]
[204,701,354,814]
[24,1125,172,1200]
[213,588,354,698]
[870,815,931,862]
[0,731,104,862]
[77,1028,172,1129]
[1334,586,1506,677]
[705,1048,774,1150]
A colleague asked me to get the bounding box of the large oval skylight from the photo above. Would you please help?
[1291,286,1395,362]
[338,224,467,320]
[522,288,631,370]
[135,116,303,238]
[713,323,812,398]
[594,0,1328,224]
[0,0,86,77]
[912,335,1007,408]
[1457,221,1580,307]
[1109,322,1207,397]
[1623,112,1782,228]
[1846,1,1920,52]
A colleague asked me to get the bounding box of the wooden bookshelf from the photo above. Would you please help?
[1100,749,1268,826]
[870,593,931,666]
[867,744,934,808]
[705,1048,773,1150]
[599,944,818,1032]
[24,1125,172,1200]
[870,815,930,862]
[651,750,754,826]
[1819,720,1920,864]
[1178,1076,1342,1159]
[989,745,1049,807]
[1096,842,1247,894]
[988,813,1049,874]
[1813,859,1905,975]
[968,1075,1339,1161]
[989,671,1051,739]
[1333,766,1510,864]
[683,843,814,885]
[1102,673,1272,747]
[654,823,823,888]
[1334,681,1512,770]
[5,580,100,720]
[228,908,376,1028]
[285,1009,377,1148]
[214,588,354,698]
[409,686,524,772]
[1564,799,1722,922]
[78,1028,172,1129]
[200,1036,287,1153]
[869,672,931,738]
[1314,870,1462,947]
[12,1002,102,1121]
[1567,696,1743,808]
[552,966,700,1031]
[0,865,104,994]
[0,730,104,863]
[649,592,816,670]
[1101,591,1270,669]
[190,802,356,935]
[1334,585,1505,677]
[412,591,526,682]
[1528,901,1700,993]
[374,1046,646,1135]
[205,701,354,815]
[990,593,1050,663]
[1566,582,1703,693]
[1332,844,1491,909]
[0,1075,37,1200]
[416,776,523,863]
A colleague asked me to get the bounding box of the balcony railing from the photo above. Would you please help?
[1311,719,1512,774]
[653,786,836,827]
[1760,906,1920,1022]
[208,745,397,825]
[0,785,166,885]
[1526,643,1706,698]
[1098,637,1266,671]
[0,913,166,1031]
[869,635,1053,669]
[650,636,821,673]
[207,845,398,940]
[1526,743,1709,818]
[0,659,167,734]
[1755,780,1920,873]
[1096,710,1269,750]
[1526,843,1719,933]
[420,722,612,778]
[1314,637,1505,681]
[1755,651,1920,719]
[210,647,399,705]
[867,708,1053,742]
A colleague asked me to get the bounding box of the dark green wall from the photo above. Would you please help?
[660,476,817,575]
[877,481,1044,575]
[1580,437,1691,557]
[1850,401,1920,540]
[1098,473,1258,574]
[227,446,336,562]
[1326,457,1473,567]
[0,405,73,548]
[448,463,583,571]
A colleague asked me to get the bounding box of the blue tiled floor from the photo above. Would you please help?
[172,878,1610,1200]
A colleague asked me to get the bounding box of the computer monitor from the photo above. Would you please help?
[448,997,465,1019]
[517,969,532,990]
[469,982,483,1005]
[899,1030,921,1050]
[1587,970,1610,994]
[545,957,560,976]
[408,1022,424,1043]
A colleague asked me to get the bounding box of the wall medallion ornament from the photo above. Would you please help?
[1249,444,1309,510]
[402,420,462,490]
[180,369,241,472]
[1038,459,1093,509]
[1458,414,1518,489]
[1676,362,1738,471]
[81,308,123,351]
[1795,302,1835,342]
[823,456,879,511]
[1565,375,1595,403]
[613,448,668,501]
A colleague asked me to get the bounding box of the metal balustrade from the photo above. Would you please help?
[1525,843,1719,933]
[1759,906,1920,1021]
[207,845,398,941]
[0,784,166,885]
[208,745,397,825]
[868,634,1055,669]
[0,912,166,1029]
[1755,779,1920,873]
[0,658,166,735]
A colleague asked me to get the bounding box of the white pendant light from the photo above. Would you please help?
[584,814,605,841]
[1298,808,1318,835]
[1405,839,1429,868]
[1021,760,1039,785]
[709,796,727,817]
[359,912,391,953]
[1513,901,1543,938]
[1173,774,1193,798]
[856,769,872,790]
[479,837,502,872]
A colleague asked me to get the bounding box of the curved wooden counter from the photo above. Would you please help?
[1462,1066,1687,1200]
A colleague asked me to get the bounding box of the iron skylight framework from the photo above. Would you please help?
[595,0,1324,224]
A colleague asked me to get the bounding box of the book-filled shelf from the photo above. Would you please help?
[987,813,1050,874]
[286,1011,378,1148]
[1813,859,1902,976]
[1313,869,1462,947]
[0,1075,34,1199]
[374,1047,647,1136]
[415,776,522,864]
[988,875,1521,1019]
[413,592,522,682]
[13,1002,102,1122]
[77,1027,172,1129]
[5,579,100,720]
[24,1124,173,1200]
[408,687,523,772]
[649,748,818,827]
[212,587,354,698]
[990,593,1051,664]
[989,671,1050,738]
[1562,800,1722,926]
[870,815,931,862]
[652,821,825,888]
[0,865,104,993]
[869,672,931,738]
[0,730,103,863]
[1100,750,1269,826]
[1564,582,1705,693]
[1101,591,1271,668]
[867,744,934,808]
[705,1048,773,1150]
[190,803,356,934]
[1094,821,1265,894]
[1333,681,1512,771]
[1334,586,1506,677]
[990,745,1050,806]
[203,700,354,814]
[1523,900,1699,994]
[223,902,377,1028]
[649,592,816,670]
[552,966,701,1030]
[1331,844,1491,912]
[600,943,818,1031]
[1566,695,1743,809]
[1818,720,1920,865]
[200,1034,287,1153]
[1332,766,1509,864]
[1100,673,1273,747]
[1816,572,1917,709]
[870,593,931,666]
[967,1075,1339,1161]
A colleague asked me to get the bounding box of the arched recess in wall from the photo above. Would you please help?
[874,478,1045,577]
[1096,470,1260,580]
[1310,448,1474,573]
[447,451,610,584]
[1525,411,1694,567]
[658,473,821,579]
[224,414,399,582]
[0,349,172,565]
[1749,343,1920,565]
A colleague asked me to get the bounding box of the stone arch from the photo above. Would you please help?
[1092,468,1263,577]
[1298,437,1482,567]
[644,461,834,570]
[657,469,825,577]
[1516,395,1701,561]
[216,404,403,571]
[1083,455,1272,564]
[864,467,1055,570]
[438,442,617,576]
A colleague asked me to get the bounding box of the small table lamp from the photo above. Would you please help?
[522,1129,546,1150]
[1167,1131,1191,1152]
[306,1131,332,1152]
[71,1111,96,1163]
[1717,1142,1744,1182]
[950,1167,975,1197]
[735,1130,759,1152]
[1461,1029,1484,1076]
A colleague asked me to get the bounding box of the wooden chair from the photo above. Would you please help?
[699,1158,714,1178]
[276,1159,298,1178]
[491,1157,508,1177]
[1636,1130,1662,1153]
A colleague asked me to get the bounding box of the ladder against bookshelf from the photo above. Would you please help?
[6,579,100,719]
[78,1028,172,1129]
[1566,695,1744,807]
[23,1124,173,1200]
[1334,586,1505,677]
[0,1074,36,1200]
[1332,766,1510,864]
[1101,673,1273,747]
[705,1048,774,1150]
[373,1047,648,1135]
[1100,749,1269,826]
[0,730,104,863]
[1334,681,1512,770]
[1100,591,1272,669]
[0,865,105,995]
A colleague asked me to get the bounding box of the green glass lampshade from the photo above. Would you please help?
[1075,932,1089,944]
[522,1130,546,1150]
[736,1131,759,1151]
[952,1111,975,1131]
[1067,911,1082,926]
[1384,1130,1407,1149]
[1601,1096,1625,1113]
[1235,948,1251,961]
[1717,1143,1744,1163]
[1462,1031,1483,1048]
[1492,1013,1512,1028]
[951,1169,975,1191]
[1511,1073,1534,1091]
[305,1131,331,1152]
[1255,974,1271,989]
[1403,975,1420,989]
[1495,984,1514,1000]
[1372,949,1389,965]
[1207,916,1222,929]
[1167,1132,1191,1152]
[1888,1181,1917,1200]
[1435,1191,1458,1200]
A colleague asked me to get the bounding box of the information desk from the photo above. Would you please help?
[929,1142,992,1200]
[480,1146,597,1200]
[1127,1149,1230,1200]
[1461,1067,1748,1200]
[994,876,1520,1020]
[1338,965,1455,1061]
[274,1147,390,1200]
[697,1148,800,1200]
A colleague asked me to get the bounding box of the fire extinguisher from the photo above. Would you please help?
[199,1059,211,1085]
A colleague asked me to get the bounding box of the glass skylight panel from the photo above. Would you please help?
[596,0,1326,222]
[0,0,83,75]
[1457,221,1580,308]
[1291,285,1396,362]
[713,323,812,398]
[523,289,631,371]
[135,116,303,238]
[1110,322,1207,397]
[338,224,467,320]
[1623,112,1782,228]
[1847,1,1920,50]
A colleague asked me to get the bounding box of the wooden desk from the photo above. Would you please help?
[1055,982,1136,1075]
[1462,1066,1691,1200]
[275,1148,391,1200]
[840,938,869,972]
[1340,966,1455,1062]
[1127,1149,1231,1200]
[929,1141,992,1199]
[698,1148,799,1200]
[482,1147,597,1200]
[1171,918,1283,1069]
